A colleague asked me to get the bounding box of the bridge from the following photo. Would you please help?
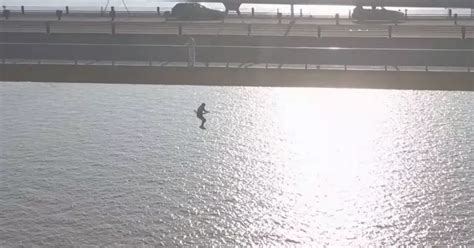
[1,6,473,91]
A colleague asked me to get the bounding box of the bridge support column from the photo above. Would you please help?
[461,26,466,39]
[223,2,241,16]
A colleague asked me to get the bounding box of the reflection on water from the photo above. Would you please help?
[0,82,473,246]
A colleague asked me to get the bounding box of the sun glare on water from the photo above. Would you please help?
[238,88,426,244]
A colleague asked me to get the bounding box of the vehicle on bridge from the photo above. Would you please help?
[352,6,405,23]
[169,3,225,21]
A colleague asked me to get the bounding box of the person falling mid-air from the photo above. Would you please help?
[196,103,210,129]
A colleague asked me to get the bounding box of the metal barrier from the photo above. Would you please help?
[1,58,473,73]
[3,6,474,20]
[2,21,472,39]
[1,43,473,67]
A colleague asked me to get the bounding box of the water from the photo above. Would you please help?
[0,82,473,246]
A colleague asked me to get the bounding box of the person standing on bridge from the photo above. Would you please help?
[186,37,196,68]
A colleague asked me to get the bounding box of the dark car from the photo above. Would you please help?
[171,3,225,20]
[352,6,405,23]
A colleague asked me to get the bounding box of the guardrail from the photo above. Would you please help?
[2,6,474,20]
[2,43,473,67]
[1,58,472,73]
[1,20,473,39]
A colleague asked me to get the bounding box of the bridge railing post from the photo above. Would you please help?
[56,10,63,20]
[247,23,251,36]
[178,24,182,35]
[251,7,254,17]
[461,26,466,39]
[111,22,116,35]
[405,9,408,20]
[3,9,10,20]
[21,6,25,14]
[454,13,458,25]
[157,7,160,16]
[110,6,116,21]
[300,9,303,17]
[335,13,340,25]
[277,12,282,24]
[65,6,69,15]
[46,22,50,34]
[388,25,392,38]
[317,26,321,38]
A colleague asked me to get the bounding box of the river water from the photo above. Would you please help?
[0,82,473,246]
